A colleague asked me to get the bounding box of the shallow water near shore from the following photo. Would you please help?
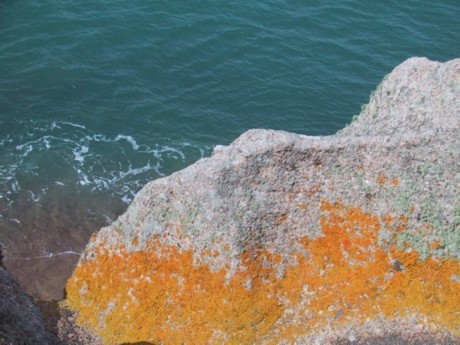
[0,1,459,299]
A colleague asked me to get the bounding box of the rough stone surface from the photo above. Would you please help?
[339,57,459,137]
[0,265,59,345]
[66,57,460,344]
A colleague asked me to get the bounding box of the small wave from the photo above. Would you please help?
[158,145,186,160]
[78,173,91,186]
[73,144,89,163]
[16,250,82,261]
[15,135,75,156]
[118,162,154,180]
[121,195,132,204]
[28,191,40,202]
[16,141,36,154]
[115,134,140,150]
[11,180,20,193]
[9,217,21,225]
[0,119,210,213]
[58,121,87,129]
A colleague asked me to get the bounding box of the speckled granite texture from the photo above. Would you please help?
[66,57,460,344]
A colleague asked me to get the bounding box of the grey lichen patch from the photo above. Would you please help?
[185,207,199,224]
[397,231,430,261]
[159,206,174,220]
[377,226,392,248]
[184,225,199,237]
[436,223,460,260]
[114,225,123,235]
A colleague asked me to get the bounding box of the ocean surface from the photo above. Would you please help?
[1,1,459,299]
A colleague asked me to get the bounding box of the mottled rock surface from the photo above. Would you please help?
[66,57,460,344]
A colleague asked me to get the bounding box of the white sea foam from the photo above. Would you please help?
[43,136,51,150]
[87,162,155,194]
[18,250,81,261]
[1,120,210,216]
[16,135,74,156]
[28,191,40,202]
[0,137,9,148]
[59,121,86,129]
[90,134,109,142]
[119,163,152,179]
[115,134,140,150]
[79,173,90,186]
[121,195,132,204]
[73,144,89,163]
[159,145,186,160]
[9,218,21,224]
[49,120,86,131]
[16,142,34,156]
[11,180,20,193]
[50,122,60,130]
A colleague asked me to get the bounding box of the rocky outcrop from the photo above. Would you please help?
[0,260,102,345]
[66,57,460,344]
[0,265,58,344]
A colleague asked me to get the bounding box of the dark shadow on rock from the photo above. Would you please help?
[36,300,63,343]
[333,332,460,345]
[0,266,61,345]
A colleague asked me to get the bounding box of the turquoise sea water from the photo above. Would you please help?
[1,1,459,298]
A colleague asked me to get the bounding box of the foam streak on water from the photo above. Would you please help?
[0,120,207,212]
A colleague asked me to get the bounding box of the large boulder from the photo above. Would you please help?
[66,57,460,344]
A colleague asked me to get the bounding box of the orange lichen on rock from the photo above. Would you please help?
[66,241,284,344]
[376,174,400,187]
[375,173,401,187]
[66,201,460,344]
[275,201,460,338]
[376,173,387,185]
[390,177,400,187]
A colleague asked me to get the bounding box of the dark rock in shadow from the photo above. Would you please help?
[333,332,460,345]
[0,266,60,345]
